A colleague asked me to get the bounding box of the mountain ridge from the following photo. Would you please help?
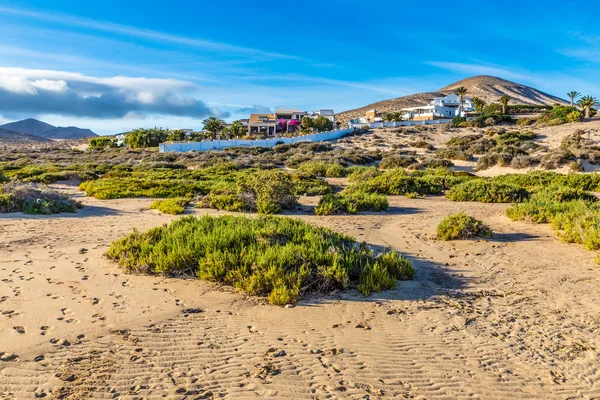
[0,118,97,139]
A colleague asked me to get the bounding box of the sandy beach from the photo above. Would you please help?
[1,182,599,399]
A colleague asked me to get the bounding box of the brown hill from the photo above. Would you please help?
[0,127,51,144]
[336,75,568,125]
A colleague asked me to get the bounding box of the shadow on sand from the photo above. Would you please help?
[0,204,124,220]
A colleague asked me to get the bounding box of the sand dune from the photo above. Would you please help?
[1,184,600,398]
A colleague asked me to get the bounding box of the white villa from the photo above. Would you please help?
[245,108,336,135]
[401,93,474,121]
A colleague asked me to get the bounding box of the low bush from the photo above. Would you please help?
[296,161,348,178]
[379,155,418,169]
[538,106,582,125]
[437,212,493,240]
[315,192,388,215]
[106,215,414,304]
[236,169,297,214]
[0,182,80,214]
[149,198,190,215]
[492,171,600,191]
[446,179,529,203]
[507,191,600,251]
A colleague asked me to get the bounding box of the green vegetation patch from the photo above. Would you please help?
[437,212,493,241]
[149,198,191,215]
[446,179,529,203]
[0,183,80,214]
[107,215,414,304]
[315,191,388,215]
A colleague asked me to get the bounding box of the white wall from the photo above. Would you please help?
[159,129,353,152]
[349,119,452,129]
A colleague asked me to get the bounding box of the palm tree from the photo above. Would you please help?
[499,95,511,114]
[455,86,468,116]
[471,97,486,114]
[229,120,244,138]
[567,91,581,107]
[578,95,598,119]
[202,117,225,140]
[384,111,403,122]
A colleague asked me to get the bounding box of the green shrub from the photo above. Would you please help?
[492,171,600,191]
[379,155,417,169]
[0,172,7,184]
[198,193,247,212]
[89,136,115,149]
[437,212,493,240]
[106,215,414,304]
[446,179,529,203]
[149,198,190,215]
[420,158,454,169]
[451,116,466,127]
[538,106,581,125]
[290,174,333,196]
[315,192,388,215]
[296,161,348,178]
[516,117,535,126]
[0,183,80,214]
[236,169,297,214]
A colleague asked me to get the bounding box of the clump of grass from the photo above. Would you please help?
[446,179,529,203]
[437,212,493,240]
[149,198,190,215]
[0,182,80,214]
[507,186,600,251]
[106,215,414,304]
[315,191,388,215]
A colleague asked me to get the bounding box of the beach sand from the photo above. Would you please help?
[1,182,600,398]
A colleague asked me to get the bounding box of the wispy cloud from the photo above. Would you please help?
[0,6,304,61]
[559,48,600,63]
[426,61,534,82]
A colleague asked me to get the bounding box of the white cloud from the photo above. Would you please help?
[0,67,222,120]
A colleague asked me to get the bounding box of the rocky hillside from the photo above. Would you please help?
[336,75,568,125]
[0,128,51,144]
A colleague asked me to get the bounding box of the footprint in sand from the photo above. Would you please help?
[13,326,25,334]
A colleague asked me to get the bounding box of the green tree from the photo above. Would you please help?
[471,97,486,114]
[500,95,511,114]
[166,129,187,142]
[202,117,225,140]
[455,86,468,116]
[311,116,334,132]
[568,91,581,107]
[229,120,244,138]
[125,127,168,148]
[578,95,598,119]
[301,116,313,132]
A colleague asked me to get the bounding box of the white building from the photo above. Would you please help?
[401,93,474,121]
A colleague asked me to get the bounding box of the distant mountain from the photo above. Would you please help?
[0,118,97,139]
[336,75,569,125]
[43,126,97,139]
[0,127,51,144]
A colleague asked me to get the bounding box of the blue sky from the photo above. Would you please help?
[0,0,598,134]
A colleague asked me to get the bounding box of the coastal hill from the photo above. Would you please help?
[0,118,97,139]
[336,75,569,125]
[0,127,51,144]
